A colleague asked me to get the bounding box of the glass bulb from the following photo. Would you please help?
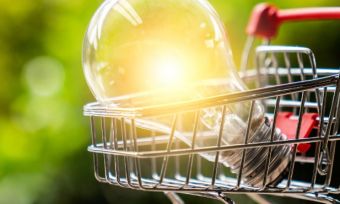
[83,0,290,186]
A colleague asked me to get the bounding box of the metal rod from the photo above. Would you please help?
[88,135,340,158]
[112,118,123,186]
[307,51,322,114]
[210,105,227,187]
[185,111,200,186]
[236,101,255,188]
[163,192,184,204]
[263,96,281,187]
[130,119,145,189]
[241,67,340,78]
[121,118,133,187]
[91,117,105,182]
[101,118,110,181]
[90,116,97,147]
[84,75,339,118]
[247,194,271,204]
[106,118,115,183]
[324,141,336,186]
[297,52,311,107]
[151,129,157,178]
[286,91,307,188]
[297,53,305,81]
[255,47,263,89]
[318,79,340,175]
[240,36,255,73]
[159,115,178,184]
[311,88,328,189]
[272,53,281,85]
[284,52,298,104]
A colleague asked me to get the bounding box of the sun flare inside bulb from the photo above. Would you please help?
[83,0,235,102]
[154,55,184,87]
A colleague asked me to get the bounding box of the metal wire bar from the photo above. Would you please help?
[106,119,114,184]
[318,79,340,176]
[210,105,227,187]
[240,36,255,73]
[240,68,340,80]
[296,52,312,108]
[90,116,106,183]
[332,81,340,134]
[130,119,145,189]
[88,135,340,158]
[164,192,185,204]
[112,118,124,187]
[84,75,338,118]
[264,192,340,204]
[323,81,340,186]
[185,111,200,186]
[311,88,328,189]
[101,118,111,181]
[151,130,157,178]
[121,118,134,188]
[246,194,271,204]
[297,53,305,81]
[324,141,336,187]
[272,53,281,86]
[236,101,255,188]
[284,52,298,102]
[286,91,307,189]
[262,96,281,187]
[159,115,178,184]
[87,173,339,194]
[264,99,319,109]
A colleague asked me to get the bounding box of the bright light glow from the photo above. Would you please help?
[23,56,64,96]
[154,55,184,87]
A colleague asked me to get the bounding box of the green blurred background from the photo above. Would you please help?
[1,0,340,203]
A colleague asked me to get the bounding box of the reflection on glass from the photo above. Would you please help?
[83,0,291,187]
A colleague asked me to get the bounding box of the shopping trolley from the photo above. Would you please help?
[84,3,340,204]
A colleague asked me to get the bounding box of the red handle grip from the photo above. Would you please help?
[246,3,340,39]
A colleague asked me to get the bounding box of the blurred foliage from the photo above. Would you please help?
[0,0,340,203]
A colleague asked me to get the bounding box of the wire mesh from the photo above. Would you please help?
[84,45,340,203]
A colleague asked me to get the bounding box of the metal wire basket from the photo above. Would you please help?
[84,3,340,204]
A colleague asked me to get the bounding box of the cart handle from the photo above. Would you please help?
[246,3,340,39]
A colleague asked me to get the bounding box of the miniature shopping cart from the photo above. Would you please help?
[84,3,340,204]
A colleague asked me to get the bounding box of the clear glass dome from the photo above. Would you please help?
[82,0,244,104]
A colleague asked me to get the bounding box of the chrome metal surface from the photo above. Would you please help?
[84,45,340,204]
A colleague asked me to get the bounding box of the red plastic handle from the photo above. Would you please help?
[275,112,318,154]
[246,3,340,39]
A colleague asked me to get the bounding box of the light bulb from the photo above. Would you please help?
[83,0,291,186]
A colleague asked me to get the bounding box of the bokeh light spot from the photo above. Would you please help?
[23,56,64,96]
